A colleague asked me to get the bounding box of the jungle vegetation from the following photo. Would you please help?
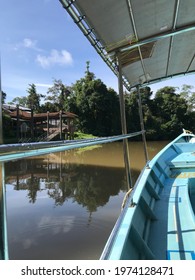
[3,65,195,141]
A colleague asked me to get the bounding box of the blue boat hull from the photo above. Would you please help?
[101,132,195,260]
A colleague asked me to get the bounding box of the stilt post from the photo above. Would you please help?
[60,110,62,140]
[16,104,20,141]
[47,111,49,138]
[117,52,132,189]
[137,85,149,164]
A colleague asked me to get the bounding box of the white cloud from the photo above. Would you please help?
[36,49,73,68]
[35,83,53,88]
[13,38,42,52]
[23,38,36,48]
[38,215,75,234]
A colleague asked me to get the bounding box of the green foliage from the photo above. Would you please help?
[1,91,6,104]
[39,101,58,113]
[74,131,96,139]
[9,96,28,107]
[45,79,71,111]
[26,83,41,112]
[180,84,195,112]
[151,87,189,139]
[71,70,120,136]
[4,61,195,141]
[124,86,194,140]
[125,87,154,135]
[3,114,17,143]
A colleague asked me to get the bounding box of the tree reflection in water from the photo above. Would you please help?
[5,151,129,212]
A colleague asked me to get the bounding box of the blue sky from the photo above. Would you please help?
[1,0,195,102]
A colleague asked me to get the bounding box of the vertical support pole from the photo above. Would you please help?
[67,118,70,140]
[31,108,34,141]
[16,104,20,142]
[0,162,9,259]
[60,110,62,140]
[47,111,49,138]
[137,85,149,164]
[117,52,132,189]
[34,119,37,138]
[0,57,3,144]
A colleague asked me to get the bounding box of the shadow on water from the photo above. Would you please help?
[4,141,167,259]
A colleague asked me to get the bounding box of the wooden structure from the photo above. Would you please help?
[3,104,77,142]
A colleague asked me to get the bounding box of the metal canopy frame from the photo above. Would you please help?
[60,0,195,90]
[59,0,195,189]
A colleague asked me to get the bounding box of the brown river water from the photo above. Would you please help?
[4,140,168,259]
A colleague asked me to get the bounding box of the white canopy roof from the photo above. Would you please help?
[60,0,195,90]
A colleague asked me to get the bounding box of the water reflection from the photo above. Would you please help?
[5,154,126,211]
[5,141,167,259]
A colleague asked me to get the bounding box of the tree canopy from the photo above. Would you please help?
[71,69,121,136]
[26,83,41,112]
[5,63,195,141]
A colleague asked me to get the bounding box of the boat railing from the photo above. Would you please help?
[0,130,144,163]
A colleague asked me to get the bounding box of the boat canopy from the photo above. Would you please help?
[60,0,195,90]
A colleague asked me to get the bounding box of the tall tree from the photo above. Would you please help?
[9,96,28,107]
[125,87,154,135]
[1,91,6,104]
[153,86,189,139]
[26,83,41,112]
[72,63,120,136]
[180,84,195,112]
[45,79,71,111]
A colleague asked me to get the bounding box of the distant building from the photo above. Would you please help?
[3,104,78,142]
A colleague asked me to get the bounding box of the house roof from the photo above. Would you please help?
[3,107,77,121]
[60,0,195,90]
